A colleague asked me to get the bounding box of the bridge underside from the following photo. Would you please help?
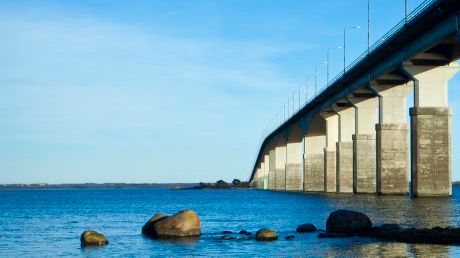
[250,0,460,197]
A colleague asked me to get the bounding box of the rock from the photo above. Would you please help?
[80,230,109,246]
[239,230,252,235]
[222,230,232,234]
[142,210,201,238]
[296,223,317,233]
[220,235,235,240]
[326,210,372,234]
[255,229,278,241]
[381,224,402,231]
[317,232,354,238]
[285,235,295,240]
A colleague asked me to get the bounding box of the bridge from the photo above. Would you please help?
[249,0,460,197]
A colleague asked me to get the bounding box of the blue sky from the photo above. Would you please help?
[1,0,459,183]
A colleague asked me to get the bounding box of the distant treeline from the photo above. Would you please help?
[0,183,199,190]
[192,179,251,189]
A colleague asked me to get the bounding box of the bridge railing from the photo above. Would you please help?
[251,0,440,181]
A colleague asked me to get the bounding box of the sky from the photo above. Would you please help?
[1,0,459,184]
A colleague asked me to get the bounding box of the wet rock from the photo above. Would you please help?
[285,235,295,240]
[255,229,278,241]
[239,230,252,235]
[222,230,232,234]
[381,224,402,231]
[317,232,354,238]
[220,235,235,240]
[142,210,201,238]
[296,223,317,233]
[326,210,372,234]
[80,230,109,246]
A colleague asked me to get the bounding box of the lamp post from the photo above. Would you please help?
[343,25,360,75]
[326,49,330,84]
[405,0,408,21]
[368,0,370,54]
[314,62,327,96]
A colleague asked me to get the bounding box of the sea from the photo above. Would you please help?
[1,187,460,257]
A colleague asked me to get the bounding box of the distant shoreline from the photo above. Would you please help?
[2,182,459,190]
[0,183,199,190]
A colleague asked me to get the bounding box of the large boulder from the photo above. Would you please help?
[80,230,109,246]
[326,210,372,233]
[142,210,201,238]
[255,229,278,241]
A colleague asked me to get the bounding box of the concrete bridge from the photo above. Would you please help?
[249,0,460,197]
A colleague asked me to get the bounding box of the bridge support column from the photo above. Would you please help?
[275,144,287,190]
[404,64,458,197]
[351,97,378,193]
[268,149,276,190]
[333,105,355,193]
[322,112,338,192]
[256,166,263,189]
[370,83,410,195]
[263,154,269,190]
[286,141,303,191]
[303,117,326,192]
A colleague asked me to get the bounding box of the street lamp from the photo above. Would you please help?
[305,73,314,101]
[405,0,408,21]
[368,0,371,53]
[314,62,327,96]
[343,25,360,75]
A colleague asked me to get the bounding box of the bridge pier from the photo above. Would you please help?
[371,82,410,195]
[332,104,355,193]
[268,149,276,190]
[286,141,303,191]
[349,96,378,193]
[274,142,287,190]
[303,116,326,192]
[404,63,458,197]
[285,127,304,191]
[257,165,264,189]
[322,111,338,192]
[262,155,269,190]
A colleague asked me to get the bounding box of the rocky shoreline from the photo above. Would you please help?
[81,208,460,247]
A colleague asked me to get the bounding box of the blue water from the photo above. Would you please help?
[1,188,460,257]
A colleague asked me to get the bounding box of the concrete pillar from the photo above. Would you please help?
[350,97,378,193]
[275,144,287,190]
[263,154,269,190]
[268,149,276,190]
[404,63,458,197]
[303,116,326,192]
[286,127,304,191]
[256,166,263,189]
[322,112,339,192]
[333,105,355,193]
[370,83,410,195]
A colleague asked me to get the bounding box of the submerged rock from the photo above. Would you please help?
[255,229,278,241]
[80,230,109,246]
[296,223,317,233]
[222,230,232,234]
[326,210,372,234]
[317,232,354,238]
[142,210,201,238]
[370,226,460,245]
[220,235,235,240]
[285,235,295,240]
[381,224,402,231]
[239,230,252,235]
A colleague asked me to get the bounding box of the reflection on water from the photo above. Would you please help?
[1,187,460,257]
